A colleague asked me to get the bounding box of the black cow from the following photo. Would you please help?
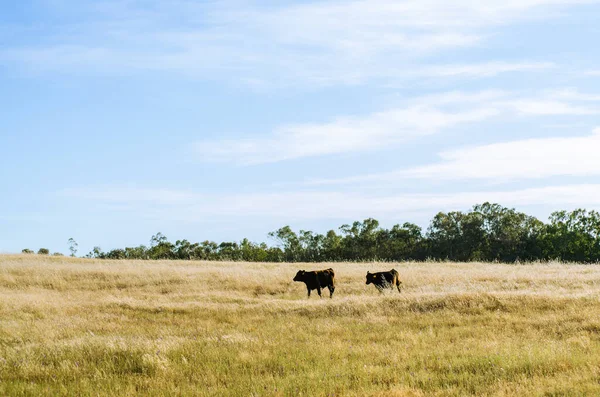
[293,268,335,298]
[366,269,402,293]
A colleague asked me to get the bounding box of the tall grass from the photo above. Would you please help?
[1,255,600,396]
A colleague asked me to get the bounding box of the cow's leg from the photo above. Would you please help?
[397,281,402,293]
[307,287,311,298]
[328,285,335,298]
[317,285,322,298]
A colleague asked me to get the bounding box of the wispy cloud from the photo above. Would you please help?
[0,0,591,86]
[415,62,555,78]
[198,89,600,165]
[59,187,196,204]
[398,128,600,181]
[551,88,600,101]
[61,184,600,221]
[195,102,500,165]
[314,127,600,185]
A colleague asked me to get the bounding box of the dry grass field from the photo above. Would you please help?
[2,255,600,396]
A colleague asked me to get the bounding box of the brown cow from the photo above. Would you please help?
[293,268,335,298]
[366,269,402,293]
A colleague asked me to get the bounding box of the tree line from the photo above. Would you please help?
[23,203,600,263]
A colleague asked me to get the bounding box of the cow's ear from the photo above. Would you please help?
[367,271,370,274]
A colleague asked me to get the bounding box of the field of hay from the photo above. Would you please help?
[2,255,600,396]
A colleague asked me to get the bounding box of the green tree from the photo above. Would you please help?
[124,246,148,259]
[339,218,381,260]
[150,232,168,247]
[322,230,342,261]
[174,239,193,260]
[269,226,302,262]
[105,249,126,260]
[37,248,50,255]
[539,209,600,262]
[21,248,34,254]
[148,233,174,259]
[68,238,78,257]
[85,246,105,259]
[217,242,241,261]
[199,241,219,260]
[427,211,486,261]
[299,230,325,262]
[92,246,104,258]
[379,222,424,261]
[473,202,543,262]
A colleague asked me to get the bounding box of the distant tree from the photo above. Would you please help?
[539,209,600,263]
[199,241,219,260]
[37,248,50,255]
[218,241,241,261]
[339,218,381,261]
[105,249,126,260]
[68,238,78,257]
[269,226,302,262]
[124,245,147,260]
[379,222,424,261]
[21,248,34,254]
[174,239,193,260]
[239,238,266,262]
[52,252,64,256]
[427,211,486,261]
[299,230,324,262]
[150,232,168,247]
[265,247,284,262]
[188,242,200,260]
[148,233,174,259]
[473,202,543,262]
[85,246,104,259]
[322,230,342,261]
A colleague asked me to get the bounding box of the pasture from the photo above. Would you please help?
[1,255,600,396]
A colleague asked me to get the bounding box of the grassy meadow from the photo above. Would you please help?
[2,255,600,396]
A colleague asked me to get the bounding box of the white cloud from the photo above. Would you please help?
[414,62,555,78]
[314,127,600,185]
[61,184,600,221]
[402,128,600,181]
[550,88,600,101]
[510,99,598,115]
[198,89,600,165]
[195,104,500,164]
[0,0,591,86]
[60,187,196,204]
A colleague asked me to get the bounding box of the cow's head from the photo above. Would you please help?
[366,271,376,285]
[293,270,306,282]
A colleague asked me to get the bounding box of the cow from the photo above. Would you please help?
[366,269,402,293]
[293,268,335,298]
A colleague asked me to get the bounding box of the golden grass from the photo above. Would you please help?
[2,254,600,396]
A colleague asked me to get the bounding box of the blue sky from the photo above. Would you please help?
[2,0,600,255]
